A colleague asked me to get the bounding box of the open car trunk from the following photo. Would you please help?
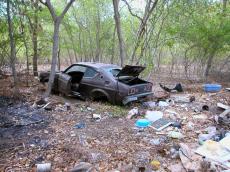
[118,77,148,86]
[116,65,148,86]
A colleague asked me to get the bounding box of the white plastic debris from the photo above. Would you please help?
[143,101,156,108]
[127,107,139,119]
[145,111,163,122]
[158,101,169,107]
[92,114,101,121]
[36,163,51,172]
[168,131,184,139]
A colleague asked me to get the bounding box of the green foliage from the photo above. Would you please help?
[0,0,229,77]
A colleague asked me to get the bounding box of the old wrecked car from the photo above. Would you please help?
[40,62,153,105]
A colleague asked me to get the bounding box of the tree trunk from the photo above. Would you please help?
[78,31,83,61]
[43,20,61,98]
[7,0,18,87]
[57,47,61,71]
[110,26,116,64]
[19,12,30,86]
[131,0,159,63]
[95,8,101,62]
[205,53,215,78]
[113,0,126,66]
[23,33,30,86]
[32,0,39,76]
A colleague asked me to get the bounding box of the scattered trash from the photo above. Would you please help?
[193,114,207,120]
[92,114,101,121]
[36,163,51,172]
[202,104,209,111]
[145,111,163,122]
[179,143,201,171]
[135,119,151,128]
[200,157,217,172]
[55,104,69,112]
[158,101,169,107]
[171,95,195,103]
[220,135,230,150]
[87,107,94,111]
[44,103,52,111]
[172,121,182,129]
[127,107,139,119]
[217,103,230,110]
[169,163,184,172]
[70,162,94,172]
[36,98,48,107]
[215,115,230,126]
[151,118,173,131]
[64,102,71,110]
[195,140,230,169]
[154,91,170,100]
[168,131,184,139]
[215,103,230,125]
[203,84,222,92]
[74,121,86,129]
[159,83,183,92]
[198,126,217,144]
[149,136,167,146]
[150,160,161,170]
[170,144,180,159]
[214,103,230,126]
[142,101,156,108]
[166,109,178,114]
[186,121,194,130]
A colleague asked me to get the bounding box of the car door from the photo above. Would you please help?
[78,67,99,97]
[60,64,87,96]
[58,73,72,95]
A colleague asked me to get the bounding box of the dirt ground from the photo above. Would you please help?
[0,74,229,172]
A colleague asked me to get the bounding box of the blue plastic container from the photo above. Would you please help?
[135,119,151,128]
[203,84,222,92]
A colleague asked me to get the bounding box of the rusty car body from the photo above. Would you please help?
[39,62,153,105]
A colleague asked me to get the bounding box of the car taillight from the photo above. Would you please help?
[144,84,152,92]
[128,87,138,95]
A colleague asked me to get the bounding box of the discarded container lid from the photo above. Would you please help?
[135,119,151,128]
[203,84,222,92]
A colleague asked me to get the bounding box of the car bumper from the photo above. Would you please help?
[122,92,153,105]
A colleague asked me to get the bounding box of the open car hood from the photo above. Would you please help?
[117,65,145,77]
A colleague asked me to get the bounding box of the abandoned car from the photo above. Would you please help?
[40,62,153,105]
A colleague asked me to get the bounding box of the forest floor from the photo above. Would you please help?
[0,74,230,172]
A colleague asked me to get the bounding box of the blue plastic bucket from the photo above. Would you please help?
[203,84,222,92]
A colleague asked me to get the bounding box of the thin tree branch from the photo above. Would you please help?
[60,0,75,20]
[121,0,142,21]
[39,0,56,20]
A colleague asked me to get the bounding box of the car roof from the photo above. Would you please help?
[75,62,120,69]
